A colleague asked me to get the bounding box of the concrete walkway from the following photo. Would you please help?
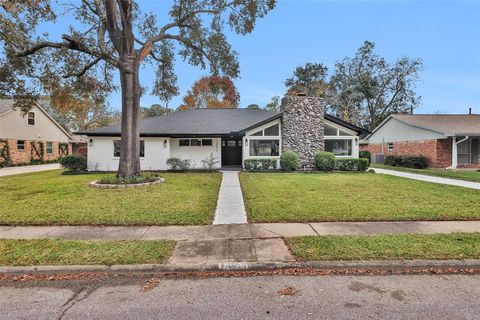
[0,163,61,177]
[2,221,480,241]
[374,168,480,190]
[212,171,247,224]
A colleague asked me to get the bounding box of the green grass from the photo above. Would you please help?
[0,239,175,266]
[0,170,222,225]
[239,172,480,222]
[372,164,480,183]
[287,233,480,261]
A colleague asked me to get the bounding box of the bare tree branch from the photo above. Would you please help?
[63,57,101,78]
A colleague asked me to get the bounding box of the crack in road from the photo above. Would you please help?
[57,288,93,320]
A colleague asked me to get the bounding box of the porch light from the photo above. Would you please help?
[163,139,167,148]
[89,139,93,147]
[245,138,248,146]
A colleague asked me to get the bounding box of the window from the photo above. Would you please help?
[251,130,263,136]
[264,124,279,136]
[324,123,338,136]
[27,112,35,126]
[113,140,145,157]
[191,139,201,146]
[113,140,121,157]
[46,142,53,154]
[325,139,352,156]
[202,139,213,146]
[339,129,354,136]
[387,143,394,151]
[179,139,190,146]
[227,140,236,147]
[457,140,470,164]
[249,140,279,157]
[17,140,25,150]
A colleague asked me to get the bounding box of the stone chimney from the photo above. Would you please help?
[280,95,325,168]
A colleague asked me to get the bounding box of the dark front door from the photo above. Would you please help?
[221,137,242,166]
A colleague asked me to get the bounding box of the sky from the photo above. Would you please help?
[49,0,480,114]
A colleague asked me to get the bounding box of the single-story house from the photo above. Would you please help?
[361,113,480,169]
[0,99,74,166]
[77,95,368,171]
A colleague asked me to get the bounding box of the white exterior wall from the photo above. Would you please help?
[170,137,222,169]
[86,136,221,171]
[242,119,282,167]
[368,118,445,143]
[0,105,71,142]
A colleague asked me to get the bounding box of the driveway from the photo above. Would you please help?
[0,163,61,177]
[373,167,480,190]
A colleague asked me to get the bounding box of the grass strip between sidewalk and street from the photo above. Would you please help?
[372,164,480,183]
[287,233,480,261]
[0,239,175,266]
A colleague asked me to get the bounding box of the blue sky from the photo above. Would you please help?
[58,1,480,114]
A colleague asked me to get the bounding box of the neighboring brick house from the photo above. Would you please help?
[0,99,73,166]
[361,114,480,169]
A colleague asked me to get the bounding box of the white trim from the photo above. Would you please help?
[26,111,36,127]
[32,101,73,139]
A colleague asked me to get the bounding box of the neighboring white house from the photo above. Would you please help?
[77,96,368,171]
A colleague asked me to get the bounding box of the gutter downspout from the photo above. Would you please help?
[447,136,469,170]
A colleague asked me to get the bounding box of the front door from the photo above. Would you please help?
[221,137,242,166]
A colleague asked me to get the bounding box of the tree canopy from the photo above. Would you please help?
[179,75,240,110]
[0,0,276,178]
[284,41,422,130]
[141,103,174,118]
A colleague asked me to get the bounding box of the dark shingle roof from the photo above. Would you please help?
[392,114,480,136]
[78,108,282,136]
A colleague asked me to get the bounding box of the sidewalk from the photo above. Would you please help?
[374,168,480,190]
[0,163,61,177]
[2,221,480,241]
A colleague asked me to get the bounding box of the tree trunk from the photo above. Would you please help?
[117,58,141,179]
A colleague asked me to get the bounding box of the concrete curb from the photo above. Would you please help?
[1,259,480,275]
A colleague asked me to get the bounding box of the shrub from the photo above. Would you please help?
[384,155,428,169]
[59,155,87,172]
[359,150,371,166]
[244,158,277,171]
[315,152,335,172]
[201,153,220,170]
[334,158,369,171]
[166,158,192,170]
[280,151,300,171]
[98,172,160,185]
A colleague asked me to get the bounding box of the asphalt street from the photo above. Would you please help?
[0,273,479,319]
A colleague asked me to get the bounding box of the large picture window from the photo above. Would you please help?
[249,140,279,157]
[325,139,352,156]
[114,140,145,157]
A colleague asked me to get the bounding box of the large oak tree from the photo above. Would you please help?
[0,0,275,178]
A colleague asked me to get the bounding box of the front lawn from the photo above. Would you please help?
[0,170,222,225]
[287,233,480,261]
[0,239,175,266]
[372,164,480,183]
[240,172,480,222]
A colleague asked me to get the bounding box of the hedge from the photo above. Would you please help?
[359,150,371,166]
[334,158,369,171]
[59,155,87,172]
[384,155,428,169]
[244,159,277,171]
[314,152,335,172]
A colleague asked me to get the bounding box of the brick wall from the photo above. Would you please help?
[2,139,71,165]
[361,138,453,168]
